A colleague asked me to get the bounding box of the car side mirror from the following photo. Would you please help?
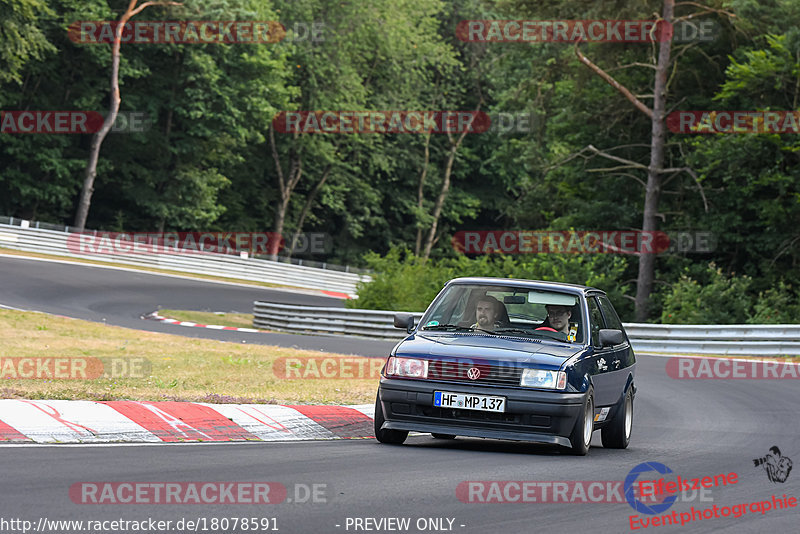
[394,313,415,333]
[598,328,625,347]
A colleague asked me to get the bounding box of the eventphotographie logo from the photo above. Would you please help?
[753,446,793,484]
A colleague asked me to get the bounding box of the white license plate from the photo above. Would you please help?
[433,391,506,412]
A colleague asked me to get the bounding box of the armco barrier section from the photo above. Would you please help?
[623,323,800,356]
[0,224,366,295]
[253,303,800,354]
[253,302,423,339]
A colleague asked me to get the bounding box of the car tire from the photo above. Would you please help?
[601,387,633,449]
[431,433,456,440]
[374,392,408,445]
[565,387,594,456]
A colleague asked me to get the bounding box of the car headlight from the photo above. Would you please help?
[520,368,567,389]
[385,356,428,378]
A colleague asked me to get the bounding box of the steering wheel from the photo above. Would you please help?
[535,326,557,332]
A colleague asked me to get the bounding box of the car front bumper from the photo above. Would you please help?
[378,377,588,447]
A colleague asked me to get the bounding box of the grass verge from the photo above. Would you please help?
[0,309,381,405]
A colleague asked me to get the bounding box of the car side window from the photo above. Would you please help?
[598,295,624,331]
[587,297,604,348]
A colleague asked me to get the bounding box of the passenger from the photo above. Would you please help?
[542,304,572,334]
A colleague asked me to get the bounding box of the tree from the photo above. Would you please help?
[0,0,55,84]
[265,0,457,259]
[73,0,181,231]
[570,0,737,320]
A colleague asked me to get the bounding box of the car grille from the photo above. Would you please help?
[426,360,523,387]
[419,405,521,423]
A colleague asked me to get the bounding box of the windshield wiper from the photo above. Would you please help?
[422,324,497,335]
[493,327,533,335]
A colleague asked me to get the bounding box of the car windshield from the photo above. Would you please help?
[419,284,585,344]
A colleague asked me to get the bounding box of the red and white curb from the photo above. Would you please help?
[144,312,261,333]
[0,399,374,444]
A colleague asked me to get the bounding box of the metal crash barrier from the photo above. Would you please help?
[253,302,800,355]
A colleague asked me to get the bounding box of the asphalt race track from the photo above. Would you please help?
[1,255,799,533]
[0,255,396,356]
[2,355,798,533]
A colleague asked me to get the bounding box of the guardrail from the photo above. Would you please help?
[252,303,800,355]
[253,302,423,339]
[0,222,368,296]
[622,323,800,356]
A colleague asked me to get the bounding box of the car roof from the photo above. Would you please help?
[445,277,604,296]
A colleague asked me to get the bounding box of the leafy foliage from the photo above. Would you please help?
[1,0,800,323]
[661,263,800,324]
[349,246,630,315]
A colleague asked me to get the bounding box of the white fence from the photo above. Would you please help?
[253,302,800,355]
[0,221,367,295]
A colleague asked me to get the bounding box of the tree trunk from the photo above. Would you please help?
[421,104,481,260]
[73,0,180,231]
[421,142,457,260]
[414,132,432,256]
[635,0,674,321]
[287,163,332,259]
[268,127,303,260]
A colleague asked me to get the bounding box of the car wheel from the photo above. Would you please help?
[431,433,456,440]
[565,387,594,456]
[601,387,633,449]
[374,392,408,445]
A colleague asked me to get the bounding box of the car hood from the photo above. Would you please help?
[394,332,583,369]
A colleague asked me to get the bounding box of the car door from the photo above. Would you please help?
[586,295,621,407]
[596,294,635,393]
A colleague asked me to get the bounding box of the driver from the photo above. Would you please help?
[471,295,504,330]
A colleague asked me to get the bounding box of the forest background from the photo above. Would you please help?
[2,0,800,323]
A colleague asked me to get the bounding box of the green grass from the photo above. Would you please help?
[0,309,382,404]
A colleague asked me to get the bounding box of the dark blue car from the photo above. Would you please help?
[374,277,636,455]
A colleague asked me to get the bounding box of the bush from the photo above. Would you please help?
[661,263,799,324]
[749,282,800,324]
[349,247,632,315]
